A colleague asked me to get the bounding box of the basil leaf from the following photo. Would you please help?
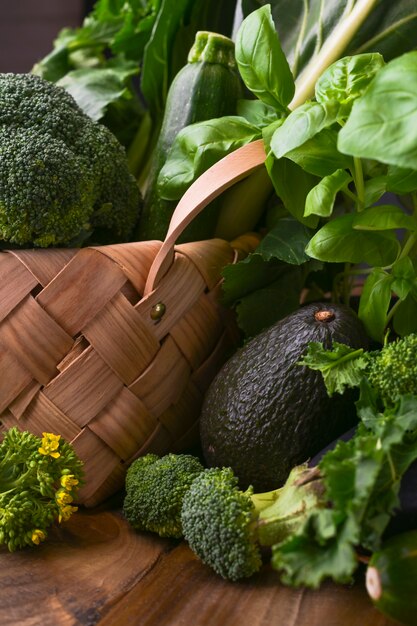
[364,177,387,207]
[157,117,262,201]
[256,217,314,265]
[338,52,417,170]
[266,155,319,228]
[271,101,340,159]
[305,169,352,218]
[315,53,385,112]
[393,291,417,336]
[385,165,417,194]
[358,268,393,342]
[235,5,295,111]
[237,99,280,127]
[391,257,416,301]
[352,204,417,231]
[285,129,353,177]
[306,214,400,265]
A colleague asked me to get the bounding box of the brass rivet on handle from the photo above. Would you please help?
[150,302,166,322]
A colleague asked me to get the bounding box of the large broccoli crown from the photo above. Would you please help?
[366,334,417,406]
[123,453,205,539]
[181,467,263,581]
[0,73,141,247]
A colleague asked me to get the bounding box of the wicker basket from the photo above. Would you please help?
[0,139,266,507]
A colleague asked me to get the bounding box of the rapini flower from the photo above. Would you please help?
[38,432,61,458]
[0,427,84,551]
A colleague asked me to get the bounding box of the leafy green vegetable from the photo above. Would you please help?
[338,52,417,170]
[299,341,368,396]
[271,392,417,587]
[235,4,295,111]
[0,428,83,552]
[304,169,352,218]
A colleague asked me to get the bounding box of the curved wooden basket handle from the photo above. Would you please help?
[144,138,267,296]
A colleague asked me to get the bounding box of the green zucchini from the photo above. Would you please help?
[136,30,243,242]
[366,530,417,625]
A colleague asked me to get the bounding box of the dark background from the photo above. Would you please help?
[0,1,87,73]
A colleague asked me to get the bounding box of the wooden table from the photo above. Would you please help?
[0,499,398,626]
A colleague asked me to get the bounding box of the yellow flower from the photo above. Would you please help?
[55,489,73,507]
[58,505,78,523]
[60,474,79,491]
[31,529,46,545]
[39,432,61,458]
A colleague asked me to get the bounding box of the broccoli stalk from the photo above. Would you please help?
[123,453,205,539]
[0,427,84,551]
[180,464,325,581]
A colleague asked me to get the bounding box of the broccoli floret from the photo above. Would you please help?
[366,334,417,407]
[123,453,205,538]
[0,427,84,551]
[180,465,324,581]
[0,73,141,247]
[181,467,264,580]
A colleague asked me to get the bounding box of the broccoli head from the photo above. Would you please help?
[181,467,263,581]
[0,73,141,247]
[180,465,325,581]
[366,334,417,407]
[123,453,205,538]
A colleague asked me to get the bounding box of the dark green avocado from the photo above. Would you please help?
[200,303,369,491]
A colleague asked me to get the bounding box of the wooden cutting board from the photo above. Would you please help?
[0,503,398,626]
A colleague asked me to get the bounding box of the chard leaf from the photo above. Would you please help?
[241,0,417,83]
[338,52,417,171]
[306,214,400,266]
[235,5,295,111]
[298,341,368,396]
[358,268,393,342]
[305,169,352,218]
[270,101,340,159]
[157,117,262,201]
[57,62,140,121]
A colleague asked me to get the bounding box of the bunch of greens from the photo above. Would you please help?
[266,332,417,587]
[0,428,84,552]
[157,2,417,341]
[33,0,237,179]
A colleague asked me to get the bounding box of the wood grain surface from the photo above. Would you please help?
[0,502,399,626]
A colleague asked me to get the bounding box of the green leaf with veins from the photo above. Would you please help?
[305,169,352,218]
[358,268,394,342]
[315,53,385,112]
[235,4,295,111]
[271,393,417,588]
[285,128,353,177]
[338,52,417,170]
[306,214,400,266]
[271,101,340,159]
[298,341,368,396]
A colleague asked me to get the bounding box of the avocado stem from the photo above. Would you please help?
[315,310,336,323]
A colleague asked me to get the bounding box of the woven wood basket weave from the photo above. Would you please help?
[0,139,267,507]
